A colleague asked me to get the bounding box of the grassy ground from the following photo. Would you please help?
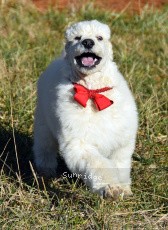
[0,0,167,229]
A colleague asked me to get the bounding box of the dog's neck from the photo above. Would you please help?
[69,60,113,89]
[77,73,112,90]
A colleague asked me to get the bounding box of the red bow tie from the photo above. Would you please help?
[73,83,113,111]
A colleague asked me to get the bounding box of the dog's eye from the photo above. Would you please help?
[97,36,103,41]
[75,36,81,41]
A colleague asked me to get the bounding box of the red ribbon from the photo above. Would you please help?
[73,83,113,111]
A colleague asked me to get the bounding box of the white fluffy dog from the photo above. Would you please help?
[33,20,138,199]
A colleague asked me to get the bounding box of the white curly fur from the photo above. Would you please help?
[33,20,138,198]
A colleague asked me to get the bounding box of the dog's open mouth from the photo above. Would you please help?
[75,52,102,68]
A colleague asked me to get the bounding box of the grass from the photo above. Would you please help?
[0,0,167,229]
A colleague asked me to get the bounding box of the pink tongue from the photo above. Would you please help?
[82,57,95,66]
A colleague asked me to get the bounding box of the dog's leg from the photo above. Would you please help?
[33,107,58,177]
[109,143,135,197]
[60,140,123,198]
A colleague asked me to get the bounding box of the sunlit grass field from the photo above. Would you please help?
[0,0,167,229]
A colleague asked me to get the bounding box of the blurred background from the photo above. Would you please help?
[32,0,167,13]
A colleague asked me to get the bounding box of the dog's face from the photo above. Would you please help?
[65,20,113,75]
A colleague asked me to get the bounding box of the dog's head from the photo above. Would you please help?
[65,20,113,75]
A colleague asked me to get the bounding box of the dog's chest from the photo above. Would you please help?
[56,84,128,155]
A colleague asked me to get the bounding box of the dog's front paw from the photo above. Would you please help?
[95,185,133,200]
[104,185,133,200]
[103,185,124,200]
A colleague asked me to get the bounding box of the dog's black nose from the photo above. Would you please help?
[82,39,95,49]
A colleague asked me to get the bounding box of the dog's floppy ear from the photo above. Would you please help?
[64,41,71,56]
[107,41,113,60]
[60,49,66,58]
